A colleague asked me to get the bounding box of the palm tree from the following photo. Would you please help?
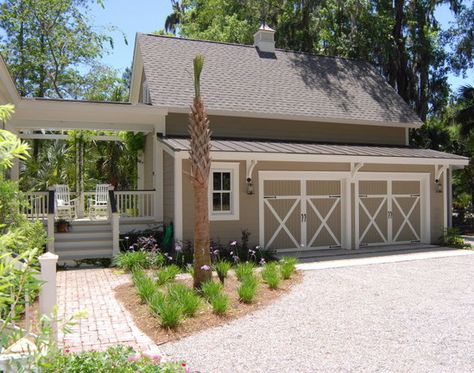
[455,85,474,137]
[188,55,212,288]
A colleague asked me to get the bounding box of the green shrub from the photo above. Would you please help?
[214,261,232,283]
[133,271,156,304]
[441,228,471,249]
[39,345,186,372]
[201,281,223,301]
[167,283,201,317]
[210,293,229,315]
[148,292,166,317]
[156,264,181,286]
[158,298,182,328]
[235,262,255,281]
[280,257,297,279]
[149,252,166,268]
[237,276,258,304]
[114,251,150,271]
[261,262,280,289]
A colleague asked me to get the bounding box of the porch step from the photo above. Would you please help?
[54,220,113,262]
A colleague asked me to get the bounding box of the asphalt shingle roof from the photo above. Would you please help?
[161,137,468,161]
[138,33,423,126]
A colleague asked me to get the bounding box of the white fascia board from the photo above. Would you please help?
[173,150,468,167]
[10,119,156,132]
[161,105,422,129]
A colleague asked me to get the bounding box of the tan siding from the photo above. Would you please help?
[163,152,174,223]
[143,133,154,190]
[166,113,406,145]
[180,160,444,247]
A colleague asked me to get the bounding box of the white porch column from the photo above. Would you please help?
[153,124,164,222]
[447,166,453,228]
[137,150,145,190]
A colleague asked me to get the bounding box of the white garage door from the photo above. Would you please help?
[357,179,424,247]
[261,174,345,251]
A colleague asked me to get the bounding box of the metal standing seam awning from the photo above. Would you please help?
[159,137,469,167]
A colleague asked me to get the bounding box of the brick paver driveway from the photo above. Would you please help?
[160,254,474,373]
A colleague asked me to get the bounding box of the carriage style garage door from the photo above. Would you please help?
[259,172,349,251]
[355,174,430,247]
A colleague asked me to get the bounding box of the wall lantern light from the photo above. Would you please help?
[435,178,442,193]
[246,177,254,195]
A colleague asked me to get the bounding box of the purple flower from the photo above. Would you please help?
[259,258,266,266]
[230,241,237,246]
[125,236,129,240]
[175,244,182,252]
[230,251,234,256]
[201,265,211,271]
[129,245,134,250]
[213,249,219,255]
[142,351,161,362]
[128,354,141,362]
[255,245,261,250]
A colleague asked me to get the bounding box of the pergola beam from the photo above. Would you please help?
[19,133,122,141]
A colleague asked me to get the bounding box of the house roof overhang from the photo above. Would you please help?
[8,98,167,132]
[160,137,469,168]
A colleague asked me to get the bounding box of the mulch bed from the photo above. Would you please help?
[114,271,303,345]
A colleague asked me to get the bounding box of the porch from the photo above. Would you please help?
[21,187,160,263]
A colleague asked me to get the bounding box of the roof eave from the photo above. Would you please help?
[159,104,423,129]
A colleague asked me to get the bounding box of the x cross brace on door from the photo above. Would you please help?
[264,197,301,249]
[359,196,388,244]
[306,197,341,247]
[392,196,420,241]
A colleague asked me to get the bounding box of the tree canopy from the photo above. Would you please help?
[162,0,474,123]
[0,0,128,100]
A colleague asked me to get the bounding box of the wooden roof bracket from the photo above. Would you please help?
[435,164,447,181]
[351,162,364,179]
[246,160,258,182]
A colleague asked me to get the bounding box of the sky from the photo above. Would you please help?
[90,0,473,91]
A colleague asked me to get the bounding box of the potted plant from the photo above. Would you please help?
[55,219,71,233]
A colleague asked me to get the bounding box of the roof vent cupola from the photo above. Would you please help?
[253,24,276,53]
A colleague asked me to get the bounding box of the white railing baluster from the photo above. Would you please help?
[114,190,156,221]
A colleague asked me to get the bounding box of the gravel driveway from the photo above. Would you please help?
[161,254,474,373]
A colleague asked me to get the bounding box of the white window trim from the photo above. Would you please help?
[209,162,240,221]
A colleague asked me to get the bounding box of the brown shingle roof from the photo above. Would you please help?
[161,137,467,161]
[138,33,423,127]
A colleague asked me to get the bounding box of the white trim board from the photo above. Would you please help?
[171,149,468,167]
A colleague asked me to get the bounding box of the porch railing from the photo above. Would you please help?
[22,189,157,221]
[21,192,49,220]
[115,190,155,221]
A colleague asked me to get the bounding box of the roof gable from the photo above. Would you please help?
[138,33,423,127]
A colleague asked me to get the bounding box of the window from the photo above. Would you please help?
[209,162,240,221]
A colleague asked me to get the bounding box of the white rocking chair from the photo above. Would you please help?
[54,184,77,220]
[88,184,110,219]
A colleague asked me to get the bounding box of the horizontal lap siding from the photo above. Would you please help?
[166,113,407,145]
[180,160,443,247]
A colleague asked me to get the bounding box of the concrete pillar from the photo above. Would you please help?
[47,214,55,253]
[112,212,120,257]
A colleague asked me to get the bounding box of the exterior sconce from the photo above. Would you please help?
[435,179,442,193]
[246,177,254,195]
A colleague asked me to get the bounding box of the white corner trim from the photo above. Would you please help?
[209,162,240,221]
[173,157,183,240]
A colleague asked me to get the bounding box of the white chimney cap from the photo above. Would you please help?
[253,23,276,53]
